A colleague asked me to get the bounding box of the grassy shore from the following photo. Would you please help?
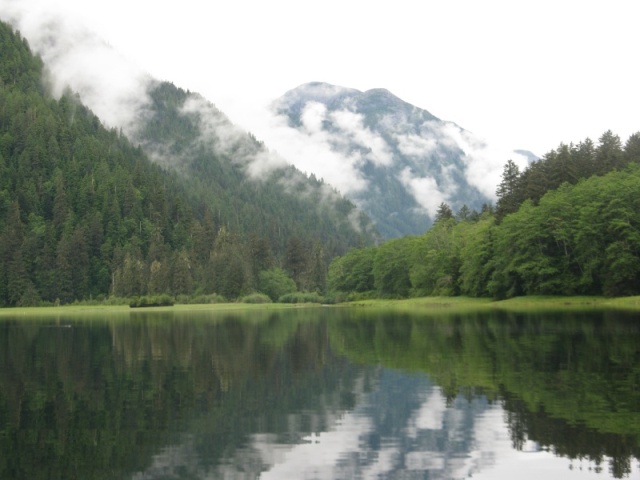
[0,301,314,318]
[344,295,640,312]
[1,295,639,317]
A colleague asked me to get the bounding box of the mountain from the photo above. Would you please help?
[273,82,534,238]
[132,81,376,253]
[0,20,375,306]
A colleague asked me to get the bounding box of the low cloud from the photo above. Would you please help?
[240,102,370,196]
[243,98,531,220]
[394,119,531,204]
[329,109,394,167]
[2,1,530,223]
[1,0,153,135]
[431,122,531,201]
[398,168,449,218]
[395,133,439,158]
[1,5,373,235]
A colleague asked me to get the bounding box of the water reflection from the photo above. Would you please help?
[0,307,638,479]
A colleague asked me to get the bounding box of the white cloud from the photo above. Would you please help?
[181,95,247,156]
[241,104,370,196]
[410,388,448,432]
[1,0,538,217]
[395,133,439,158]
[258,413,373,480]
[330,109,394,167]
[4,0,639,172]
[1,1,153,135]
[300,101,327,134]
[398,168,448,218]
[440,124,531,201]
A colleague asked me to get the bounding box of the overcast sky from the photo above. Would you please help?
[2,0,639,157]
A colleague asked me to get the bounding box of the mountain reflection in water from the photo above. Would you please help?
[0,307,638,479]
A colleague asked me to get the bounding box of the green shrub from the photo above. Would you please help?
[173,293,227,304]
[259,268,297,301]
[278,291,325,304]
[130,294,174,308]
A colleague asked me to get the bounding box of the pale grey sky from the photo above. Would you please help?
[2,0,639,156]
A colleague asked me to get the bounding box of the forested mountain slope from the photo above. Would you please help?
[0,21,374,306]
[134,81,375,255]
[273,82,534,238]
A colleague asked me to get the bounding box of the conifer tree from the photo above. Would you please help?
[435,202,454,223]
[595,130,624,174]
[495,159,521,222]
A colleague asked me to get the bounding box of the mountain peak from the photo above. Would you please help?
[271,81,490,238]
[274,82,440,132]
[278,82,357,104]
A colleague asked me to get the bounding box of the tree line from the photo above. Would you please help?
[329,130,640,299]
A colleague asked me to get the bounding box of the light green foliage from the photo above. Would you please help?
[409,218,460,296]
[372,237,414,298]
[489,165,640,298]
[258,268,297,302]
[329,144,640,300]
[458,217,494,297]
[327,247,376,294]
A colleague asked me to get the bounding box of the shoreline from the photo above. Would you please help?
[1,295,640,317]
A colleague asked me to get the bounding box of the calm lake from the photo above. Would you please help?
[0,307,639,479]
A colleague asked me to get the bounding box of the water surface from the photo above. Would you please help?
[0,307,638,479]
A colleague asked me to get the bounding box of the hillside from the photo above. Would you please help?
[133,81,376,254]
[0,21,374,306]
[273,82,534,238]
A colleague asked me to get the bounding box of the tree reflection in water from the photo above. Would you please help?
[0,307,638,479]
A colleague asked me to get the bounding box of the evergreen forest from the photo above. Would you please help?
[0,21,374,307]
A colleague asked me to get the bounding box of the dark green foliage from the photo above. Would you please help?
[136,80,376,260]
[129,294,174,308]
[278,291,324,304]
[0,25,42,93]
[495,159,522,222]
[284,236,307,289]
[497,131,630,221]
[327,247,376,294]
[409,218,461,296]
[0,20,374,305]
